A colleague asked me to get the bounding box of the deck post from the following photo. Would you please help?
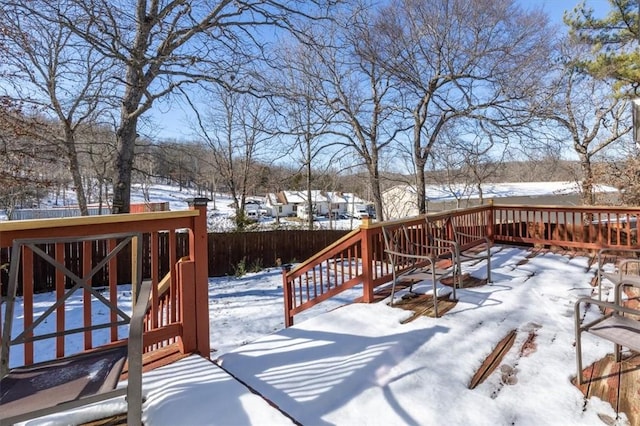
[282,264,294,327]
[360,217,375,303]
[188,198,211,357]
[178,260,197,353]
[487,200,495,242]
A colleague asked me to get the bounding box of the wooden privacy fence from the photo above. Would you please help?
[283,203,640,326]
[207,229,349,276]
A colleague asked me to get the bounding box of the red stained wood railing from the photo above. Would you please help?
[0,199,209,368]
[492,204,639,250]
[283,203,640,326]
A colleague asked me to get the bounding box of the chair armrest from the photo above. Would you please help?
[129,279,152,355]
[423,237,458,255]
[600,259,640,283]
[575,296,640,322]
[597,248,640,273]
[453,230,489,241]
[384,249,440,263]
[430,235,456,245]
[618,276,640,288]
[131,280,153,330]
[410,239,456,253]
[618,259,640,274]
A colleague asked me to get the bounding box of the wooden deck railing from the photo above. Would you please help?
[0,198,210,367]
[492,204,638,250]
[283,203,640,326]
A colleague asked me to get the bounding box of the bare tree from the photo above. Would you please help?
[0,5,116,214]
[458,122,507,204]
[429,121,506,208]
[193,86,271,229]
[0,109,57,216]
[270,38,342,229]
[374,0,554,214]
[303,7,405,221]
[82,125,118,211]
[6,0,341,213]
[537,41,632,205]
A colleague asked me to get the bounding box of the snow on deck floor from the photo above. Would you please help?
[216,247,625,426]
[140,355,294,425]
[13,247,628,426]
[18,355,293,426]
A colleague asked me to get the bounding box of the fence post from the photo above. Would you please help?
[188,198,210,357]
[360,217,375,303]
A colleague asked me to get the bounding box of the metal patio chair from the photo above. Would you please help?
[0,233,151,425]
[575,277,640,385]
[382,223,458,317]
[431,215,492,288]
[596,248,640,300]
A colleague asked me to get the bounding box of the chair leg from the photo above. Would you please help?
[576,330,584,385]
[456,257,463,290]
[431,267,438,318]
[390,269,398,306]
[574,302,585,385]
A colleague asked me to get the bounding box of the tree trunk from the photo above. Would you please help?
[415,155,427,215]
[580,155,595,206]
[413,109,428,215]
[64,130,89,215]
[305,138,313,230]
[112,117,138,214]
[367,162,384,222]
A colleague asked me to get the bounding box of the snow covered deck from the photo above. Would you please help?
[216,246,639,425]
[58,245,640,426]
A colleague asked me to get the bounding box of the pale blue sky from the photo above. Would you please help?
[518,0,611,22]
[150,0,617,141]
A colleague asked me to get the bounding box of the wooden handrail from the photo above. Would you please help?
[0,210,198,231]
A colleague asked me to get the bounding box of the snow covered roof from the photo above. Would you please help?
[342,192,368,204]
[281,191,306,204]
[324,191,348,203]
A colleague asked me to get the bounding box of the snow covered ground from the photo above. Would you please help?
[125,181,618,232]
[7,180,616,231]
[127,183,364,232]
[4,246,630,425]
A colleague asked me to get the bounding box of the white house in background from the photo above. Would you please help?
[264,190,372,219]
[382,185,420,219]
[343,193,375,218]
[264,192,296,218]
[324,192,348,218]
[294,190,331,219]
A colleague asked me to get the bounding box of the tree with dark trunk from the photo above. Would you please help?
[0,5,115,214]
[10,0,339,213]
[536,40,632,205]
